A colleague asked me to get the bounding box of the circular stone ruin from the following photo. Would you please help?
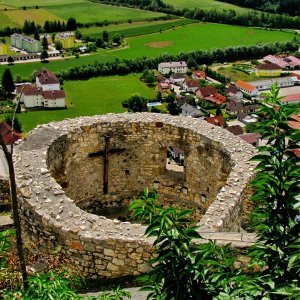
[14,113,256,278]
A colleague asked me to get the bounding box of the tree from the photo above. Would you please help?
[33,29,39,41]
[7,56,14,65]
[112,33,121,45]
[66,17,77,30]
[156,91,162,102]
[102,30,109,42]
[1,68,14,95]
[167,101,180,115]
[75,29,82,39]
[122,94,147,112]
[55,41,63,51]
[95,37,105,48]
[40,50,49,62]
[41,36,48,50]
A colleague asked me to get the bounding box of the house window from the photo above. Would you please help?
[165,146,185,179]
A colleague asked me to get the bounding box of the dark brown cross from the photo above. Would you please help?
[89,135,125,194]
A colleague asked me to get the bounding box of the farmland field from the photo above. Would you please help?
[3,8,64,26]
[163,0,252,13]
[116,23,295,59]
[0,0,88,8]
[0,10,17,29]
[81,18,197,38]
[16,74,156,132]
[46,2,165,24]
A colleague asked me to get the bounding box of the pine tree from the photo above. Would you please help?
[42,36,48,50]
[1,68,15,94]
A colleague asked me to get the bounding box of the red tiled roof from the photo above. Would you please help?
[205,115,225,127]
[205,93,227,106]
[0,122,22,145]
[17,85,42,96]
[184,79,199,88]
[257,63,281,70]
[226,86,240,95]
[36,68,59,85]
[226,125,244,135]
[193,70,206,78]
[197,86,217,98]
[42,90,65,99]
[281,94,300,103]
[235,80,256,93]
[238,133,260,145]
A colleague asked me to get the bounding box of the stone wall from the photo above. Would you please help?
[0,176,10,210]
[14,113,256,278]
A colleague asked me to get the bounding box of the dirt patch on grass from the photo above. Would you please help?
[145,41,173,48]
[246,30,256,35]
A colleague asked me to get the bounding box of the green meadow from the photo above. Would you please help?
[16,74,156,132]
[116,23,295,59]
[0,53,118,79]
[80,18,196,38]
[163,0,252,13]
[46,2,165,24]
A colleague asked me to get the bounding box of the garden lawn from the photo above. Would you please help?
[163,0,252,13]
[0,53,118,79]
[3,8,64,27]
[81,18,196,38]
[0,0,87,8]
[16,74,157,132]
[46,2,165,24]
[115,23,295,59]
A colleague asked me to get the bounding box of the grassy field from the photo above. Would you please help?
[0,10,18,29]
[81,18,197,38]
[216,65,259,81]
[3,8,64,26]
[0,53,118,79]
[16,73,156,132]
[116,23,295,59]
[0,0,88,8]
[163,0,252,13]
[46,2,165,24]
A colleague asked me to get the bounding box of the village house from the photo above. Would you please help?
[182,79,199,93]
[226,86,243,101]
[205,115,225,127]
[226,125,244,136]
[249,77,295,91]
[40,34,52,45]
[280,94,300,105]
[11,33,41,53]
[235,80,259,96]
[55,32,75,49]
[263,55,300,70]
[180,103,202,118]
[0,122,22,145]
[168,146,184,161]
[17,68,66,109]
[238,133,261,147]
[226,101,259,115]
[192,70,206,80]
[196,86,226,106]
[237,112,258,124]
[170,73,187,84]
[157,82,171,94]
[175,94,190,107]
[158,61,188,75]
[0,42,8,55]
[255,63,282,77]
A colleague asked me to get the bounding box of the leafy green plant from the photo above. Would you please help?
[0,230,15,271]
[239,84,300,298]
[129,190,240,299]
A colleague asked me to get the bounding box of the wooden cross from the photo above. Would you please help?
[89,135,125,194]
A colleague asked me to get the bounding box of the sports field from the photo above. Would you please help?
[116,23,295,59]
[16,74,156,132]
[46,2,164,24]
[163,0,252,13]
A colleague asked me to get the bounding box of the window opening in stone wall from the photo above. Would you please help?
[166,146,185,178]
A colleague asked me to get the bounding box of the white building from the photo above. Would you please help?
[17,68,65,109]
[235,80,259,96]
[249,77,295,91]
[158,61,188,75]
[36,68,60,91]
